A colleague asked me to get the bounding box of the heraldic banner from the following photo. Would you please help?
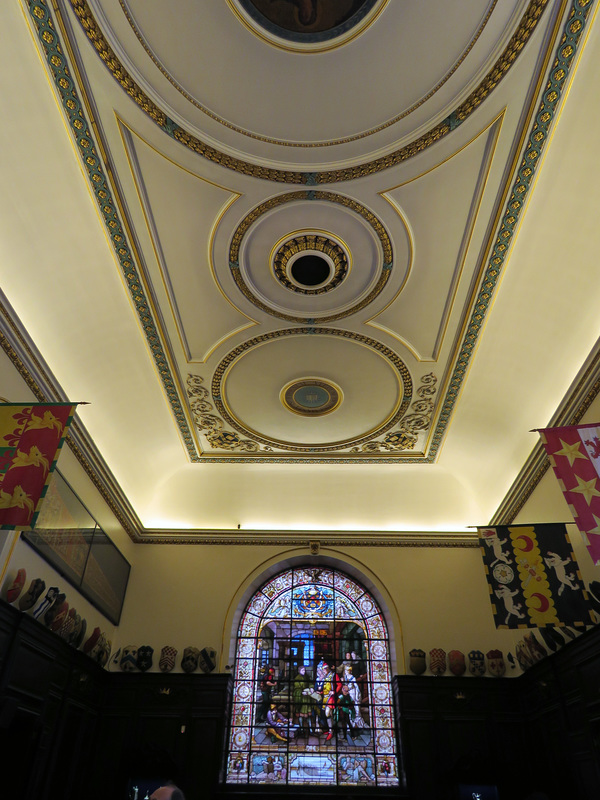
[477,523,593,629]
[0,403,77,529]
[538,423,600,565]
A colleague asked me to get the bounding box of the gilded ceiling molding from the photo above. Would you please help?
[185,454,428,464]
[186,332,438,459]
[229,192,392,262]
[62,0,550,181]
[23,0,595,469]
[315,0,552,183]
[26,0,200,463]
[120,0,494,147]
[229,191,392,323]
[427,0,594,463]
[350,372,437,453]
[135,531,480,547]
[273,235,348,294]
[211,327,413,453]
[187,375,262,452]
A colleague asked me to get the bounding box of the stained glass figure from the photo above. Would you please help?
[226,566,400,786]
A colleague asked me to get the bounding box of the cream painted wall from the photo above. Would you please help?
[113,540,526,677]
[3,332,598,680]
[2,531,527,677]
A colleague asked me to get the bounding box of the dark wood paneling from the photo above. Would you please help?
[2,599,600,799]
[92,672,231,800]
[0,603,106,799]
[395,675,523,800]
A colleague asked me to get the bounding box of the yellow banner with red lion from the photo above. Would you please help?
[0,403,76,528]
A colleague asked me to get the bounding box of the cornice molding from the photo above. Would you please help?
[133,530,480,547]
[0,292,143,542]
[491,337,600,525]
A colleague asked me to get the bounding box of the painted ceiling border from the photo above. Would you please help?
[63,0,550,182]
[26,0,201,463]
[427,0,595,462]
[21,0,596,469]
[186,0,596,466]
[22,0,593,463]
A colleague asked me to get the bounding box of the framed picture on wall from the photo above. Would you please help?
[81,527,131,624]
[22,470,130,624]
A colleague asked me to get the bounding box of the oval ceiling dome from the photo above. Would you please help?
[99,0,531,164]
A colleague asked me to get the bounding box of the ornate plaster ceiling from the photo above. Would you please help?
[1,0,600,539]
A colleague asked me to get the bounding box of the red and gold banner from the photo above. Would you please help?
[477,523,592,629]
[0,403,76,528]
[538,423,600,564]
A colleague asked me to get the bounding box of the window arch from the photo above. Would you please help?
[226,565,400,787]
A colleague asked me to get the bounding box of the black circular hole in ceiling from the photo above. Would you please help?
[291,254,330,287]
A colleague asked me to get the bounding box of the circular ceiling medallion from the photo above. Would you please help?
[231,0,386,51]
[213,327,413,451]
[273,234,348,295]
[281,378,342,416]
[228,191,395,323]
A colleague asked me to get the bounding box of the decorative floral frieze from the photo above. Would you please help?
[350,373,437,452]
[187,375,263,452]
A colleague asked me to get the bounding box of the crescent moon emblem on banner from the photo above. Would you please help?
[530,593,550,612]
[514,535,534,552]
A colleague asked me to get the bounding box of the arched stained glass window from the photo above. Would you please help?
[226,566,399,787]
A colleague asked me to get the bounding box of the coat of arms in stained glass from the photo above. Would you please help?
[226,566,400,787]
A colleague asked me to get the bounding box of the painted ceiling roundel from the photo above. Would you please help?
[233,0,383,46]
[225,191,398,324]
